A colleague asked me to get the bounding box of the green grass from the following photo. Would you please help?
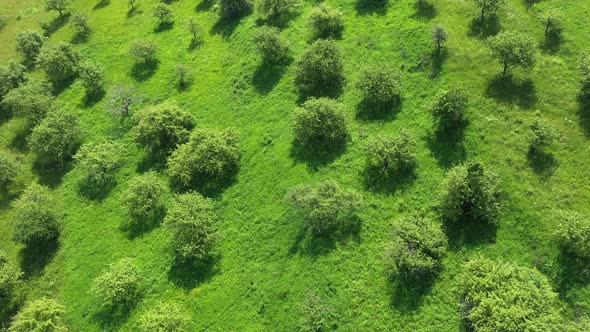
[1,0,590,330]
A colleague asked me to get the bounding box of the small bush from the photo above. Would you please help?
[153,3,173,25]
[28,109,82,165]
[292,97,347,147]
[0,251,22,301]
[295,39,344,96]
[36,42,82,84]
[8,298,68,332]
[366,132,417,176]
[579,54,590,96]
[253,26,291,64]
[122,172,166,223]
[529,118,557,152]
[16,30,46,65]
[256,0,298,20]
[0,152,18,193]
[91,257,141,309]
[356,65,400,106]
[70,11,91,36]
[44,0,71,16]
[299,290,336,332]
[488,31,536,76]
[129,39,158,65]
[430,87,468,131]
[74,141,122,187]
[555,211,590,259]
[0,61,28,102]
[139,301,190,332]
[309,4,343,39]
[176,64,192,88]
[220,0,252,19]
[164,192,217,262]
[1,80,53,127]
[78,61,104,95]
[12,183,60,246]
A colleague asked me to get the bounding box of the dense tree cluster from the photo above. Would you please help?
[0,61,28,103]
[28,109,82,165]
[0,152,18,193]
[16,31,46,66]
[133,102,193,155]
[122,172,167,224]
[36,42,82,84]
[8,298,68,332]
[91,257,141,309]
[74,141,122,187]
[2,80,53,127]
[295,39,344,96]
[0,251,22,301]
[12,183,60,246]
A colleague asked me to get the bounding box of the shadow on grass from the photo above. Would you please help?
[81,88,106,108]
[188,38,204,51]
[92,300,138,331]
[577,95,590,137]
[168,256,220,290]
[52,76,77,96]
[127,7,142,17]
[211,10,252,38]
[426,125,467,168]
[542,30,563,54]
[131,61,158,82]
[526,147,558,179]
[290,139,347,171]
[93,0,111,10]
[388,274,436,312]
[252,59,292,95]
[469,14,501,39]
[196,0,215,12]
[0,299,19,331]
[137,151,168,173]
[523,0,540,8]
[78,179,117,202]
[362,166,416,194]
[32,160,71,189]
[71,32,90,44]
[170,170,239,198]
[430,48,448,79]
[0,105,12,125]
[19,240,58,279]
[444,217,497,251]
[256,10,300,29]
[42,13,70,37]
[413,0,436,20]
[485,74,537,109]
[154,21,174,33]
[356,97,401,122]
[555,252,590,300]
[355,0,388,16]
[297,82,344,103]
[120,209,165,239]
[288,216,362,257]
[9,127,29,153]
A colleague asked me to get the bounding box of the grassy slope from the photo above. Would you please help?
[1,0,590,330]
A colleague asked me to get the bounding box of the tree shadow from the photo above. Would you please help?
[32,160,71,189]
[426,125,467,168]
[526,147,558,179]
[167,256,220,290]
[444,217,497,251]
[356,97,402,122]
[19,240,58,279]
[211,9,251,38]
[288,216,362,257]
[297,81,344,102]
[413,0,436,20]
[93,0,111,11]
[41,13,70,37]
[71,31,90,44]
[196,0,215,12]
[523,0,540,8]
[154,21,174,33]
[131,61,158,82]
[81,88,106,108]
[430,48,448,79]
[355,0,388,16]
[120,208,165,239]
[485,74,537,109]
[252,59,291,95]
[256,10,300,29]
[127,7,142,17]
[77,179,117,202]
[170,170,239,198]
[469,14,501,39]
[555,252,590,300]
[188,38,204,51]
[289,139,347,171]
[362,166,416,194]
[542,30,563,54]
[577,95,590,137]
[92,299,138,331]
[9,128,29,153]
[388,273,436,312]
[137,151,168,173]
[52,76,77,96]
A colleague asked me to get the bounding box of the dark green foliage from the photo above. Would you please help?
[309,4,343,39]
[220,0,252,19]
[366,132,417,176]
[387,217,447,279]
[1,80,53,127]
[292,97,347,146]
[0,152,18,193]
[299,290,336,332]
[74,141,122,187]
[430,87,468,131]
[129,39,158,65]
[474,0,505,21]
[256,0,299,20]
[175,64,192,88]
[0,251,22,301]
[579,54,590,96]
[164,192,217,262]
[8,298,68,332]
[295,39,344,96]
[0,61,27,102]
[122,172,166,223]
[153,3,173,24]
[139,301,189,332]
[440,162,502,224]
[555,211,590,259]
[16,30,46,65]
[43,0,71,16]
[253,26,291,64]
[488,31,536,75]
[356,65,400,106]
[168,128,240,187]
[431,25,448,53]
[36,42,82,84]
[133,102,193,154]
[0,14,6,31]
[70,11,91,36]
[12,183,60,246]
[28,109,82,165]
[91,257,141,309]
[529,118,557,152]
[286,180,362,235]
[78,61,104,95]
[462,257,561,331]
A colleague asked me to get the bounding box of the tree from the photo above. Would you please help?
[139,302,190,332]
[153,3,173,25]
[539,8,562,37]
[256,0,299,20]
[187,17,199,42]
[555,211,590,259]
[309,4,344,39]
[253,26,291,64]
[356,65,401,106]
[366,132,417,175]
[44,0,71,16]
[8,298,68,332]
[74,141,122,187]
[168,128,240,188]
[488,31,536,76]
[387,216,447,279]
[12,183,60,246]
[299,290,336,332]
[220,0,252,19]
[474,0,505,22]
[122,172,167,223]
[462,257,561,331]
[36,42,81,84]
[580,54,590,96]
[430,87,468,130]
[292,97,347,146]
[1,80,53,127]
[91,257,141,309]
[286,180,362,234]
[28,109,82,165]
[133,101,193,155]
[175,64,192,88]
[128,0,137,10]
[129,39,158,65]
[0,152,18,193]
[431,25,448,54]
[439,162,502,224]
[164,192,217,262]
[0,61,28,102]
[70,11,91,36]
[106,84,138,118]
[78,61,104,96]
[529,118,557,152]
[0,251,22,301]
[295,39,344,96]
[16,30,46,65]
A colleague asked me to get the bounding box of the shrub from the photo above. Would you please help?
[44,0,71,16]
[431,25,448,53]
[220,0,251,19]
[0,61,28,102]
[12,183,60,246]
[91,257,141,309]
[0,152,18,193]
[286,180,362,234]
[106,84,138,118]
[0,14,6,31]
[539,8,562,37]
[122,172,166,223]
[579,54,590,96]
[133,101,193,155]
[36,42,82,84]
[168,128,240,187]
[462,257,561,331]
[78,61,104,95]
[474,0,505,21]
[356,66,400,106]
[295,39,344,96]
[292,97,347,146]
[16,30,46,65]
[529,118,557,152]
[430,87,468,130]
[440,162,502,224]
[8,298,68,332]
[164,192,217,262]
[366,132,417,175]
[0,251,22,301]
[555,211,590,259]
[130,39,158,65]
[309,4,344,39]
[253,26,291,64]
[299,290,335,332]
[28,109,82,165]
[488,31,536,76]
[1,80,53,127]
[139,302,189,332]
[153,3,173,25]
[128,0,137,10]
[74,141,122,187]
[176,64,192,88]
[256,0,298,20]
[70,11,91,36]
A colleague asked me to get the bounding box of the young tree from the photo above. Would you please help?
[153,3,173,25]
[529,118,557,152]
[1,80,53,127]
[474,0,505,22]
[28,109,82,165]
[187,17,199,42]
[36,42,82,84]
[0,251,22,301]
[292,97,347,146]
[8,298,68,332]
[253,26,291,64]
[139,302,190,332]
[488,31,536,76]
[0,14,6,31]
[122,172,167,223]
[580,54,590,96]
[220,0,252,19]
[129,39,158,65]
[128,0,137,10]
[106,84,138,118]
[295,39,344,96]
[74,141,122,187]
[78,61,105,96]
[16,30,46,65]
[430,87,469,130]
[366,132,417,175]
[44,0,71,16]
[12,183,60,246]
[0,61,28,102]
[256,0,299,20]
[175,64,192,88]
[286,180,362,235]
[539,8,562,37]
[133,101,193,155]
[91,258,141,309]
[309,4,344,39]
[168,128,240,188]
[164,192,218,262]
[299,290,336,332]
[0,152,18,193]
[431,25,448,54]
[70,11,91,36]
[356,65,401,106]
[555,211,590,259]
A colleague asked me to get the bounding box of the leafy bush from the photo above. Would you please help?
[253,26,291,64]
[1,80,53,127]
[74,141,122,187]
[430,87,468,131]
[286,180,362,235]
[133,101,193,154]
[78,61,104,95]
[129,39,158,65]
[164,192,217,262]
[366,132,417,175]
[292,97,347,146]
[0,251,22,301]
[122,172,166,223]
[16,30,46,65]
[439,162,502,224]
[555,211,590,259]
[539,8,562,37]
[8,298,68,332]
[299,290,336,332]
[91,257,141,309]
[488,31,536,76]
[168,128,240,188]
[0,61,28,102]
[44,0,71,16]
[309,4,343,39]
[462,257,561,331]
[70,11,91,35]
[36,42,81,84]
[12,183,60,246]
[579,54,590,96]
[295,39,344,96]
[256,0,298,20]
[386,216,447,279]
[220,0,251,19]
[28,109,82,165]
[0,152,18,193]
[153,3,173,24]
[176,64,192,88]
[431,25,448,53]
[529,118,557,152]
[139,301,189,332]
[356,65,400,106]
[474,0,505,21]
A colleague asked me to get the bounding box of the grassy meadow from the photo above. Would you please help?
[1,0,590,330]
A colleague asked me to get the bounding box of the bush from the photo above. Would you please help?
[36,42,82,84]
[0,152,18,193]
[8,298,68,332]
[539,8,562,37]
[176,64,192,88]
[91,257,141,309]
[295,39,344,96]
[187,17,199,42]
[253,26,291,64]
[462,257,561,331]
[431,25,448,53]
[356,66,400,106]
[555,211,590,259]
[122,172,166,223]
[292,97,347,146]
[299,290,336,332]
[139,302,189,332]
[286,180,362,234]
[1,80,53,127]
[488,31,536,76]
[44,0,71,16]
[529,118,557,152]
[78,61,104,95]
[130,39,158,65]
[579,54,590,96]
[0,251,22,301]
[220,0,251,19]
[16,30,46,66]
[0,61,28,102]
[309,4,344,39]
[128,0,137,10]
[70,11,91,36]
[153,3,173,25]
[439,162,502,224]
[164,192,217,262]
[387,217,447,279]
[366,132,417,175]
[256,0,298,20]
[430,87,468,131]
[474,0,505,21]
[133,101,193,155]
[74,141,122,187]
[12,183,60,246]
[168,128,240,188]
[28,109,82,165]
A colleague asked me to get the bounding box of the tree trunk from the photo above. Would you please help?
[545,24,549,37]
[503,62,508,76]
[480,7,485,22]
